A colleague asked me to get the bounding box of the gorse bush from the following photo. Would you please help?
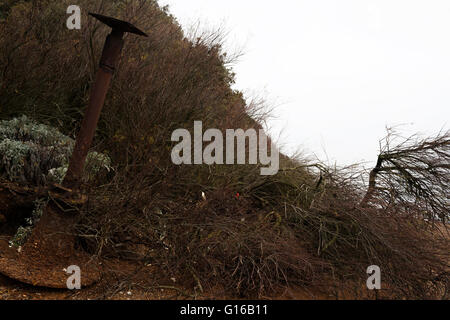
[0,116,111,184]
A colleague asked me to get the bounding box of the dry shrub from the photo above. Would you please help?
[76,163,328,298]
[158,189,327,297]
[292,136,449,299]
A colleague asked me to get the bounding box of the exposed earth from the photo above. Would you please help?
[0,251,406,301]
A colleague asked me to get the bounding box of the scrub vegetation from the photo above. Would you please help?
[0,0,448,299]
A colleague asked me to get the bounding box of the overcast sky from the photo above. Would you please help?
[158,0,450,166]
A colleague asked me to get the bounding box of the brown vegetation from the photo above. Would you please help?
[0,0,448,299]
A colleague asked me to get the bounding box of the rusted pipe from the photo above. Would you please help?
[63,14,148,189]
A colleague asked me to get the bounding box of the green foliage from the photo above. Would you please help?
[9,198,47,248]
[0,115,72,146]
[8,226,30,248]
[85,151,112,176]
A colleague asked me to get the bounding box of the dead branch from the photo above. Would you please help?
[361,129,450,223]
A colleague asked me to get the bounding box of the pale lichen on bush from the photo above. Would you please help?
[0,115,73,146]
[0,115,111,185]
[0,138,32,182]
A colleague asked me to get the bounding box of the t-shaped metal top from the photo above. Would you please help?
[89,13,148,37]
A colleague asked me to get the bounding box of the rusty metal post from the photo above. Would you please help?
[63,13,148,189]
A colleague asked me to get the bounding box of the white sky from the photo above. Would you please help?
[158,0,450,166]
